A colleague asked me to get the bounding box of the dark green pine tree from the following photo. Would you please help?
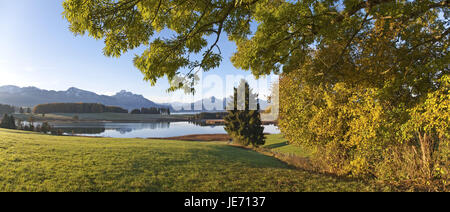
[41,122,52,134]
[0,114,8,128]
[224,80,265,147]
[0,114,16,129]
[8,115,16,129]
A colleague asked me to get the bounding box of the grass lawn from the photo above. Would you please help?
[0,129,376,192]
[263,134,312,157]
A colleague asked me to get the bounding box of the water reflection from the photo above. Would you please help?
[60,128,106,134]
[39,121,280,138]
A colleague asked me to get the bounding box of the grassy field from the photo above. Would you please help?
[262,134,312,157]
[0,128,377,192]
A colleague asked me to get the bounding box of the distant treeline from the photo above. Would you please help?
[191,112,228,120]
[0,114,64,135]
[130,107,170,115]
[0,104,15,115]
[33,103,128,114]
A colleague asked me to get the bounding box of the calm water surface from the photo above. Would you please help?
[49,122,280,138]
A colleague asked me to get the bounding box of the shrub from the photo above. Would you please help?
[278,64,449,185]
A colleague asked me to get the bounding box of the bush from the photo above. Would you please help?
[278,66,449,187]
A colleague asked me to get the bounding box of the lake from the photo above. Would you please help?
[48,121,280,138]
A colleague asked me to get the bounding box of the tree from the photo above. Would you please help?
[278,35,449,179]
[0,114,9,129]
[0,114,16,130]
[63,0,254,90]
[19,107,24,114]
[0,104,15,115]
[130,109,141,114]
[63,0,448,90]
[16,119,23,130]
[28,116,34,124]
[224,79,265,147]
[41,122,52,134]
[33,103,128,114]
[35,124,41,133]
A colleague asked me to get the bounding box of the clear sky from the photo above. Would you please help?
[0,0,276,103]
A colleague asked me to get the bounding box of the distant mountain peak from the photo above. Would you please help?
[1,85,20,89]
[0,85,21,93]
[67,87,80,91]
[114,90,145,99]
[116,90,133,95]
[64,87,95,97]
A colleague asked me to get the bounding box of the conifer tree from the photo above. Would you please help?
[41,122,52,134]
[0,114,9,128]
[0,114,16,129]
[224,80,265,147]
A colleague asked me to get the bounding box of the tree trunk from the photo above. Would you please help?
[418,132,434,179]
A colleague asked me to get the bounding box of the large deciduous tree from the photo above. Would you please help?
[63,0,448,89]
[273,0,449,181]
[63,0,257,90]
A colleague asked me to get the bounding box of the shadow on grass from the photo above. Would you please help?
[264,141,289,149]
[186,144,290,169]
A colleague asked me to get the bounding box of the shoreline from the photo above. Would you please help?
[148,133,275,141]
[148,133,231,141]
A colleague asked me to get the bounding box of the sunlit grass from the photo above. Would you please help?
[0,129,375,192]
[263,134,312,157]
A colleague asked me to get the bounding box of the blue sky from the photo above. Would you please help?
[0,0,275,103]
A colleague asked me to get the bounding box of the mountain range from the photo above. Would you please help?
[0,85,163,110]
[0,85,268,111]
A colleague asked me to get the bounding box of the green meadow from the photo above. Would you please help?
[261,134,313,158]
[0,129,376,192]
